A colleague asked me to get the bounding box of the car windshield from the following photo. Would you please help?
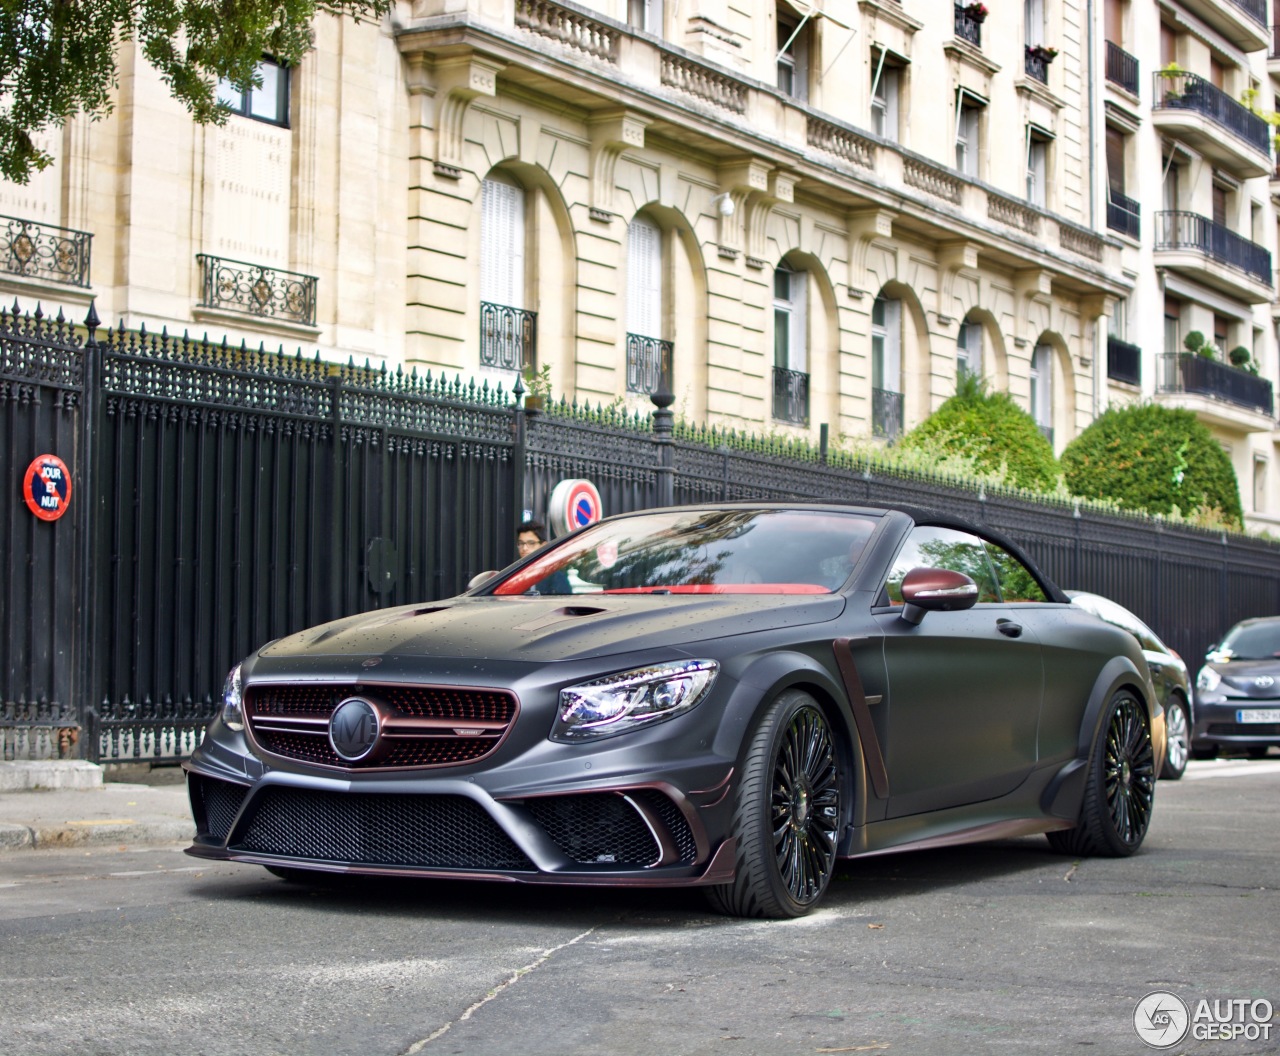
[1216,622,1280,661]
[492,509,880,596]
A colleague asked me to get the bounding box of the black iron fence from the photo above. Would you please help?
[626,333,670,395]
[6,302,1280,762]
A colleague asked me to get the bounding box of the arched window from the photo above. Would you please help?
[872,295,902,439]
[1030,343,1053,443]
[626,215,668,393]
[479,174,533,372]
[772,262,809,424]
[957,318,983,380]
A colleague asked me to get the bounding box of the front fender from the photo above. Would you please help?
[1041,654,1155,818]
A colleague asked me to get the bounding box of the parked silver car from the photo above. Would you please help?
[1068,591,1189,780]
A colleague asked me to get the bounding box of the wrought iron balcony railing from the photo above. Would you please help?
[872,387,904,441]
[1107,190,1141,240]
[772,366,809,426]
[1107,336,1142,386]
[1272,23,1280,58]
[953,4,983,47]
[1155,211,1272,285]
[1105,41,1139,95]
[480,302,537,372]
[1024,46,1051,84]
[1152,72,1271,156]
[0,214,92,288]
[197,254,317,326]
[626,333,672,395]
[1157,352,1274,415]
[1227,0,1266,29]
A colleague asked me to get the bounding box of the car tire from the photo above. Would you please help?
[1047,690,1155,858]
[706,690,842,919]
[1160,696,1189,781]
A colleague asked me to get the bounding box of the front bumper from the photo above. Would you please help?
[184,759,738,889]
[1191,695,1280,749]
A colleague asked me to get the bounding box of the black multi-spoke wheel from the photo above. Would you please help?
[707,690,842,918]
[1160,697,1189,781]
[1048,690,1155,857]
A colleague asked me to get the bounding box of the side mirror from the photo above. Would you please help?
[899,567,979,626]
[468,570,498,591]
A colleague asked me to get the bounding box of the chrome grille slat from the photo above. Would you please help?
[245,684,518,770]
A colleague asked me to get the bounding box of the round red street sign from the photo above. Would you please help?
[547,478,603,537]
[23,454,72,522]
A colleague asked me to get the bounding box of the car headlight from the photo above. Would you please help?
[551,660,719,742]
[1196,666,1221,693]
[221,663,244,731]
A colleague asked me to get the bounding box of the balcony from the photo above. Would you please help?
[0,215,92,288]
[772,366,809,426]
[1107,336,1142,386]
[1157,352,1274,418]
[1271,25,1280,81]
[479,302,537,372]
[1024,46,1053,85]
[1106,191,1140,240]
[1154,211,1273,303]
[872,388,904,441]
[197,254,317,326]
[1174,0,1267,51]
[953,3,982,48]
[626,333,671,395]
[1151,73,1271,179]
[1105,42,1139,96]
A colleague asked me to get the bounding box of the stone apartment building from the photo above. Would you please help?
[3,0,1280,527]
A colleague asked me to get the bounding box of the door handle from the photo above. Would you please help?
[996,618,1023,638]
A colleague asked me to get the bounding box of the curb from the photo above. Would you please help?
[0,819,195,852]
[0,761,104,792]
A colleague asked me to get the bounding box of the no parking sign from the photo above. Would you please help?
[22,454,72,522]
[547,478,602,538]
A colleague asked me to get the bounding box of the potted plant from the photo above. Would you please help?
[1183,330,1206,356]
[964,2,988,22]
[1029,44,1059,63]
[1229,345,1253,369]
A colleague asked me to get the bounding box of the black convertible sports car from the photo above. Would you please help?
[186,503,1162,918]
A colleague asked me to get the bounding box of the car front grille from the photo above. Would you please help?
[192,773,251,841]
[1206,723,1280,737]
[232,787,535,871]
[245,683,518,770]
[526,791,696,867]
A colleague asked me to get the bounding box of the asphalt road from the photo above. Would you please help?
[1,758,1277,1056]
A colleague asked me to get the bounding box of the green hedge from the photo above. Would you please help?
[1060,403,1242,526]
[899,379,1059,491]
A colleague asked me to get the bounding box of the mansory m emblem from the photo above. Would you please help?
[328,697,380,761]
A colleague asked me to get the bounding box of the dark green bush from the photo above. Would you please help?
[1060,403,1242,526]
[899,376,1059,491]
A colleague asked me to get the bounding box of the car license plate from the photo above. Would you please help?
[1236,708,1280,724]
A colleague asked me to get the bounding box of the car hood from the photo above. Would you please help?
[257,593,847,665]
[1208,658,1280,697]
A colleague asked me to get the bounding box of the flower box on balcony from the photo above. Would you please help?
[964,3,988,21]
[1028,45,1059,62]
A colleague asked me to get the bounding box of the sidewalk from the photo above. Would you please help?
[0,761,194,852]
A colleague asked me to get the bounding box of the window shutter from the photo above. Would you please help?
[481,177,525,309]
[791,269,808,372]
[627,216,662,338]
[883,298,901,391]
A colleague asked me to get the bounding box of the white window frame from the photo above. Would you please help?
[628,0,664,35]
[480,174,526,310]
[776,11,811,101]
[872,61,900,142]
[1030,343,1053,431]
[627,214,663,340]
[1025,0,1045,46]
[955,92,982,177]
[217,56,290,127]
[1026,135,1048,207]
[773,263,808,373]
[872,295,902,393]
[957,321,983,379]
